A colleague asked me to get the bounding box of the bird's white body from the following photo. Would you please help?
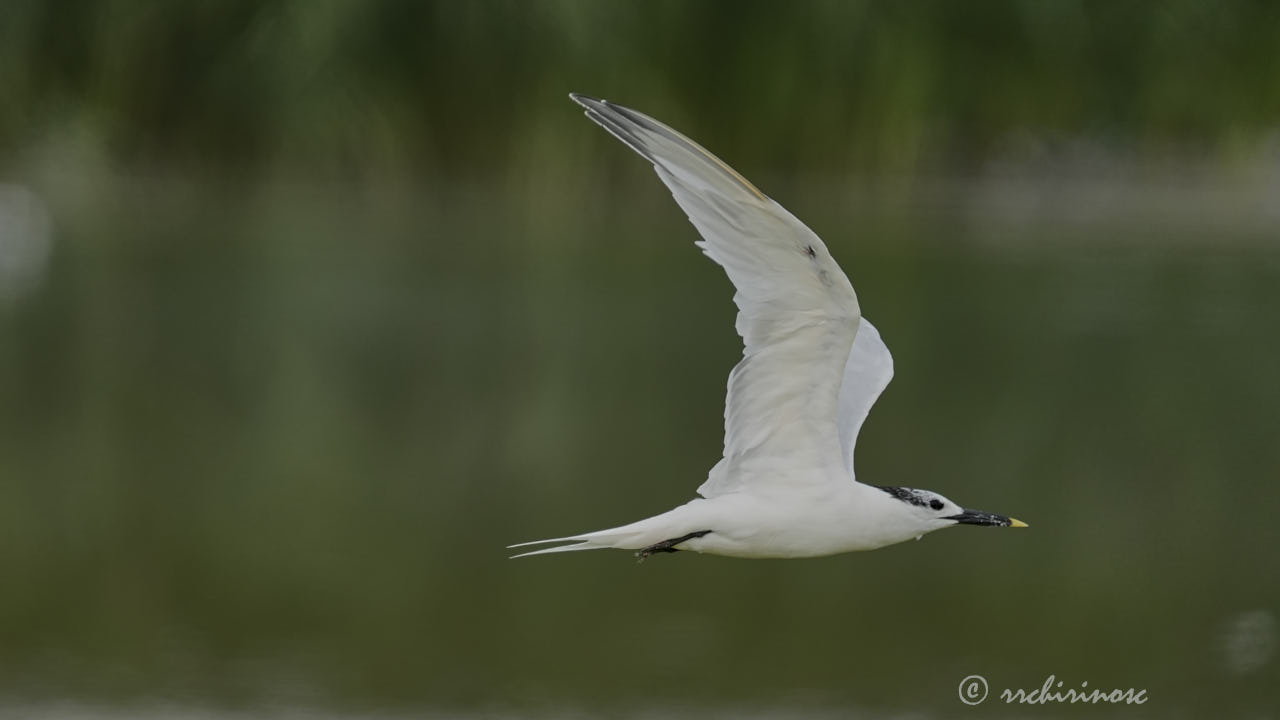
[550,484,940,559]
[511,95,1024,560]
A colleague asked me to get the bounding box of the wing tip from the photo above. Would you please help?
[569,92,603,109]
[569,93,769,203]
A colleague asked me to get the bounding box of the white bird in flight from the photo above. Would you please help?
[510,94,1027,560]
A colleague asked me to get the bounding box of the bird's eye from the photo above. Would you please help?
[929,499,944,511]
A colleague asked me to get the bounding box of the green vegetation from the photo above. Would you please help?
[3,1,1280,180]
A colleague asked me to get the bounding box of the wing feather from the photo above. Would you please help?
[571,94,866,497]
[835,319,895,476]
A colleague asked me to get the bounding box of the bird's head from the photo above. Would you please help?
[875,485,1028,535]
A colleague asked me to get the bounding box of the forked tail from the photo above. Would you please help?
[507,520,662,558]
[508,500,707,558]
[506,537,610,558]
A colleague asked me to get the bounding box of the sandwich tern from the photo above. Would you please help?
[510,94,1027,560]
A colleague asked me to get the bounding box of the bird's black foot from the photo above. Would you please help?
[635,530,712,563]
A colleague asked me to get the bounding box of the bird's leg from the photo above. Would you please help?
[635,530,712,563]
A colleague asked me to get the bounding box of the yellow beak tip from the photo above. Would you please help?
[1009,518,1029,528]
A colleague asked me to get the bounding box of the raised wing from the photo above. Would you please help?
[571,94,862,498]
[835,318,894,477]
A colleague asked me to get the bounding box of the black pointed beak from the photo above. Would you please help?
[944,509,1029,528]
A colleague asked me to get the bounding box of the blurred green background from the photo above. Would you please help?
[1,1,1278,717]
